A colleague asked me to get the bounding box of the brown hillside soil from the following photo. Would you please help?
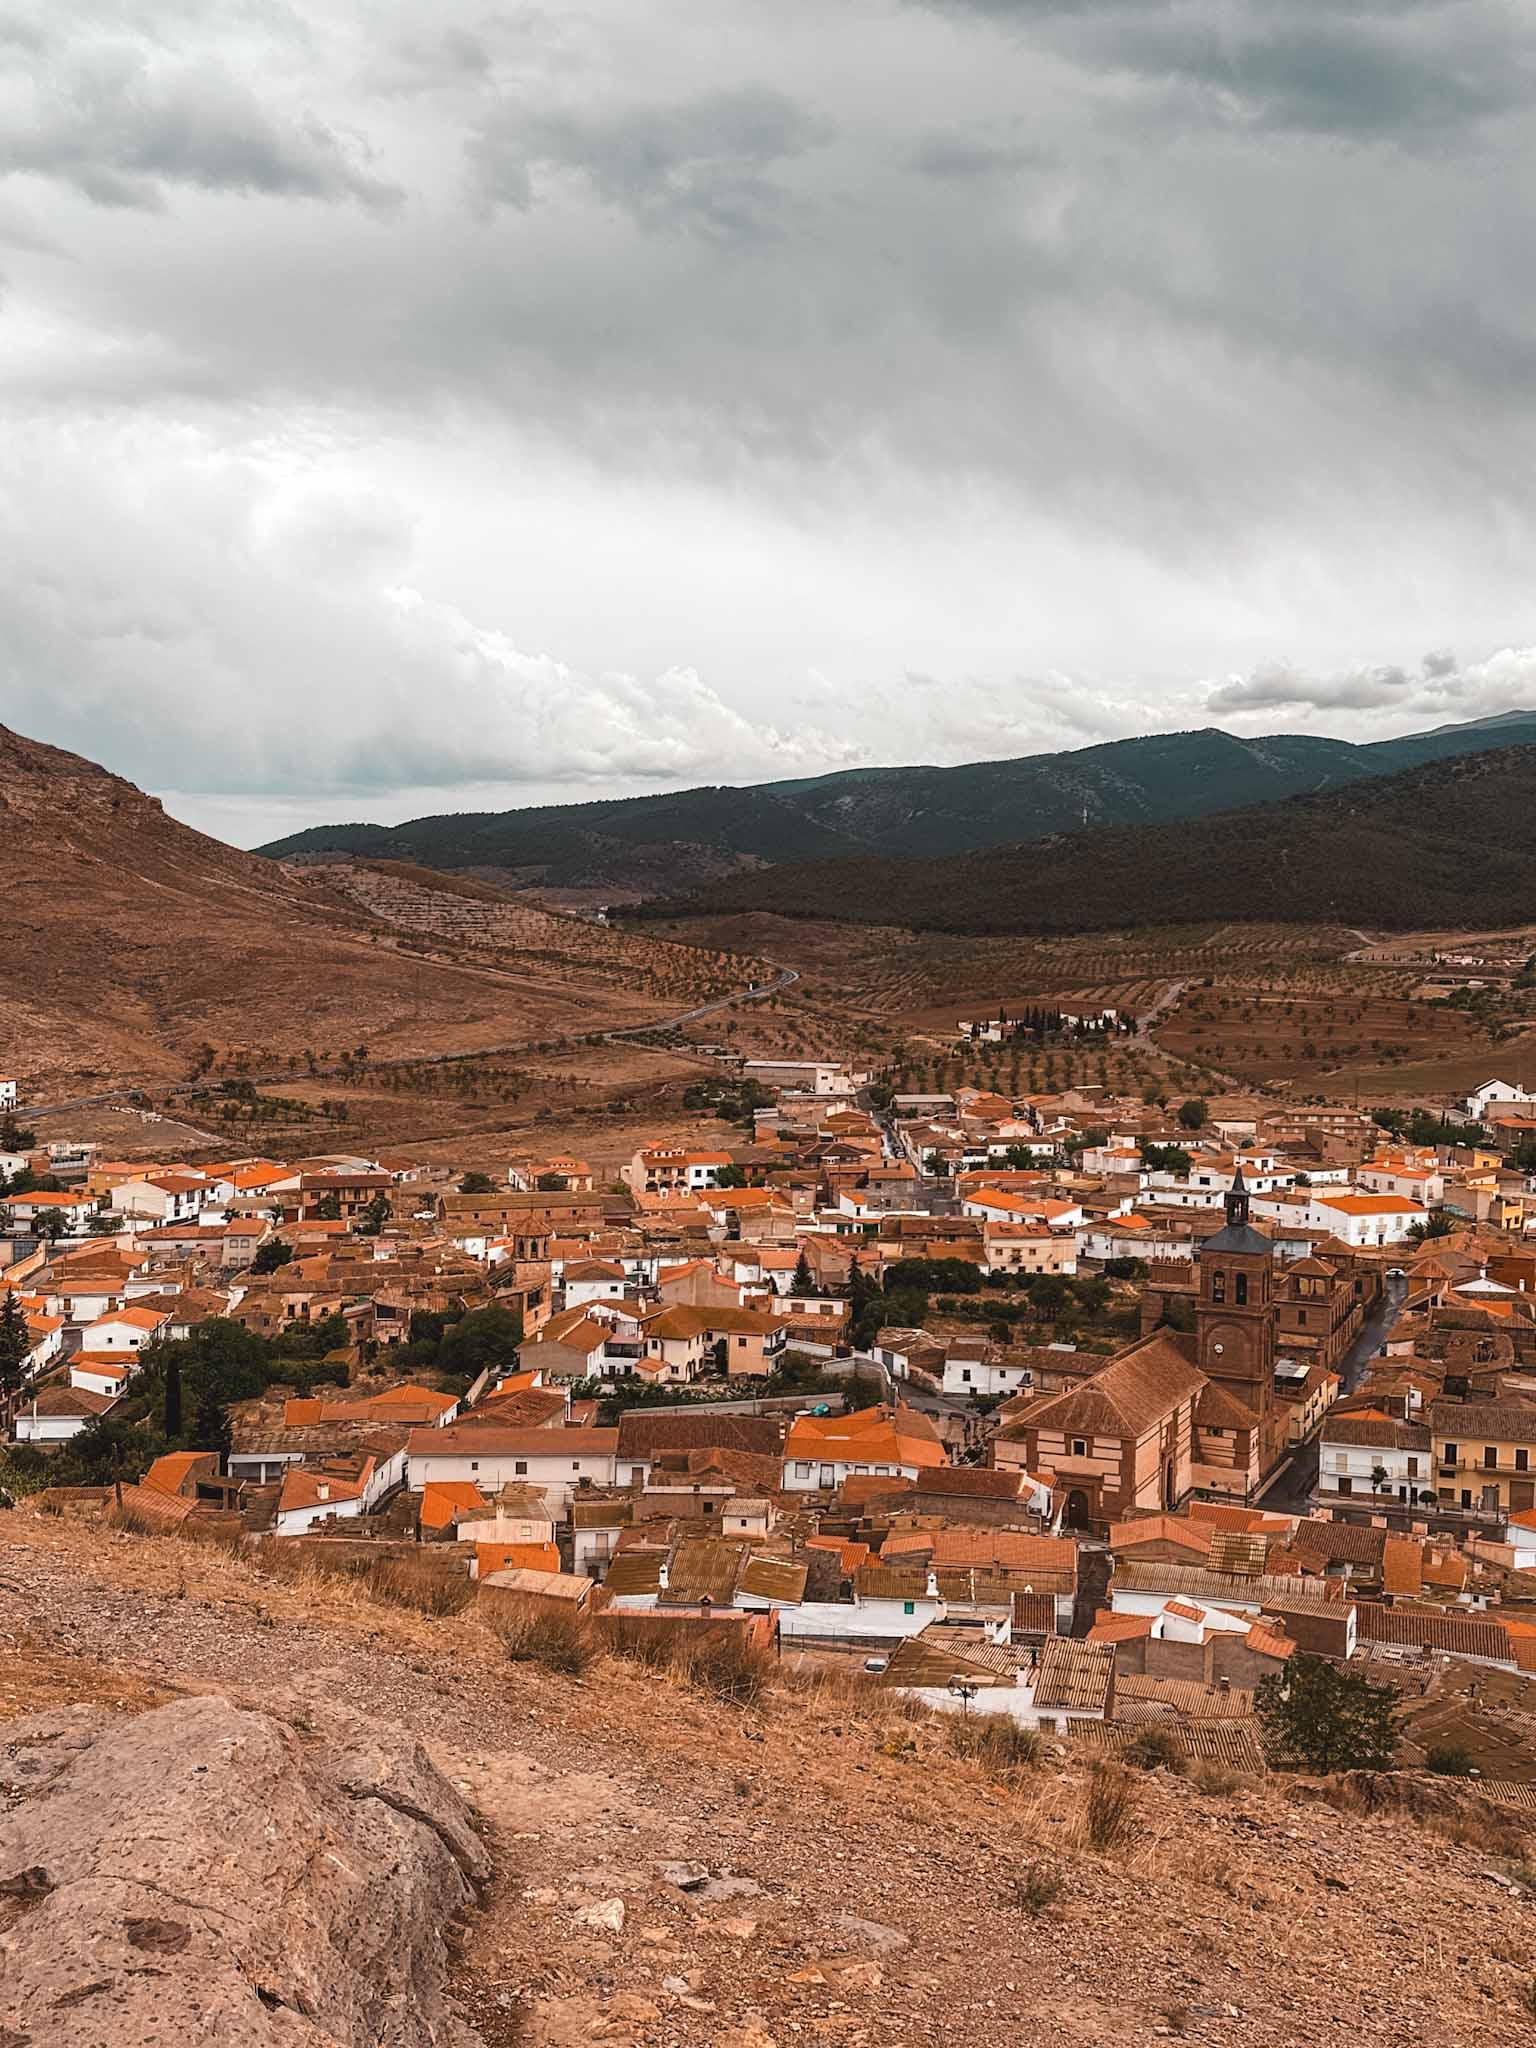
[0,726,769,1096]
[4,1510,1535,2047]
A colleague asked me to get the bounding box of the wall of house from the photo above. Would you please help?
[408,1447,617,1506]
[275,1493,367,1537]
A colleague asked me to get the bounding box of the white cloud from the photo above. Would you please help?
[2,0,1536,842]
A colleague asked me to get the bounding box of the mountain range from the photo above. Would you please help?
[647,743,1536,936]
[258,708,1536,894]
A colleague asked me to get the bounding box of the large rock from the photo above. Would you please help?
[0,1693,491,2046]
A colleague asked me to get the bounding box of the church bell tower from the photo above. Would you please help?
[1195,1165,1277,1422]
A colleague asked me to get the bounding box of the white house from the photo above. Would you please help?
[69,1354,139,1399]
[13,1385,117,1442]
[272,1452,401,1535]
[79,1306,169,1352]
[1466,1079,1536,1121]
[0,1078,16,1110]
[109,1175,207,1226]
[942,1341,1033,1400]
[406,1424,619,1508]
[2,1191,96,1236]
[561,1259,629,1308]
[982,1224,1078,1275]
[1316,1416,1434,1507]
[780,1407,946,1491]
[961,1189,1085,1229]
[1356,1161,1446,1206]
[1298,1192,1426,1248]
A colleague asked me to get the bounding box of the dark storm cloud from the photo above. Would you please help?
[922,0,1530,139]
[905,129,1044,178]
[0,34,401,211]
[468,85,833,238]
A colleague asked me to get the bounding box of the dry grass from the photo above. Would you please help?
[946,1715,1044,1775]
[246,1537,476,1619]
[1189,1762,1244,1797]
[366,1553,478,1618]
[488,1598,599,1676]
[1008,1861,1064,1916]
[1082,1763,1140,1852]
[1122,1725,1186,1775]
[601,1614,775,1708]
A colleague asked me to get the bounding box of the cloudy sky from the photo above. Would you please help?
[5,0,1536,845]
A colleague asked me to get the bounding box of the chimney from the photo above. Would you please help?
[925,1568,940,1600]
[658,1559,670,1591]
[317,1482,330,1502]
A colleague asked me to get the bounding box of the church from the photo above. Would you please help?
[993,1168,1291,1531]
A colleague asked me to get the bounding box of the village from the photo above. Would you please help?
[6,1042,1536,1791]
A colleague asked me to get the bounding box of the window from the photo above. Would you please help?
[513,1460,526,1476]
[1296,1310,1307,1327]
[1519,1449,1530,1473]
[1484,1446,1498,1470]
[1444,1442,1459,1465]
[903,1600,916,1615]
[1407,1457,1419,1477]
[470,1460,480,1473]
[794,1461,812,1478]
[1212,1271,1226,1304]
[1072,1438,1087,1458]
[1235,1272,1249,1306]
[961,1368,972,1383]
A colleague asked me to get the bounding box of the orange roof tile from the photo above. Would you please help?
[419,1480,486,1532]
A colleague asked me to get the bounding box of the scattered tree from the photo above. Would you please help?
[1256,1653,1398,1773]
[1177,1098,1209,1131]
[0,1293,30,1404]
[251,1237,294,1275]
[458,1172,497,1196]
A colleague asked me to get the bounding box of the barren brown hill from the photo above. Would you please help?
[0,725,764,1097]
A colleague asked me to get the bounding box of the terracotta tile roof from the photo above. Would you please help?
[1244,1623,1296,1662]
[419,1480,486,1531]
[112,1483,199,1533]
[476,1540,560,1577]
[1186,1502,1296,1537]
[615,1412,782,1458]
[1381,1536,1425,1598]
[1032,1636,1114,1715]
[915,1466,1032,1502]
[783,1404,945,1472]
[1109,1513,1213,1558]
[1115,1674,1256,1718]
[141,1451,207,1499]
[1290,1520,1387,1569]
[1087,1611,1153,1644]
[1207,1530,1270,1578]
[1356,1604,1512,1660]
[1163,1599,1209,1624]
[1010,1591,1058,1635]
[1007,1331,1204,1439]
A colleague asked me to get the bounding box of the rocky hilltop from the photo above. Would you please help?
[0,1693,488,2046]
